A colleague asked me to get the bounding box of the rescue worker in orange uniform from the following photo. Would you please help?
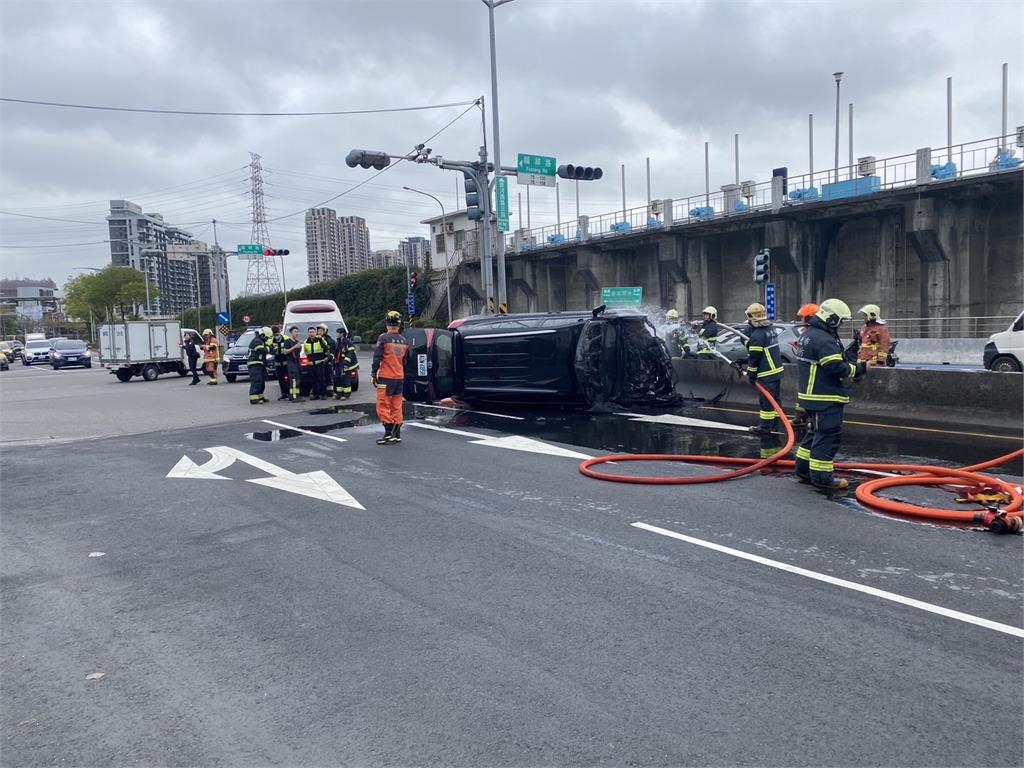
[371,310,409,445]
[856,304,892,367]
[202,328,219,385]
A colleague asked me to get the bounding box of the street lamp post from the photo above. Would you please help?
[833,71,844,182]
[403,186,452,322]
[481,0,517,313]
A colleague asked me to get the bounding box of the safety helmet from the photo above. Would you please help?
[666,309,680,320]
[745,302,768,322]
[202,328,213,337]
[702,306,718,319]
[260,326,272,338]
[859,304,882,321]
[316,323,328,331]
[385,310,402,327]
[796,303,820,321]
[816,298,852,328]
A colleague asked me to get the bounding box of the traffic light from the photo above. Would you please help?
[410,271,418,290]
[345,149,391,170]
[753,249,770,284]
[557,164,604,181]
[464,171,482,221]
[262,248,290,257]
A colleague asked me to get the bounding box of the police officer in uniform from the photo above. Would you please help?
[282,326,304,401]
[794,299,867,490]
[743,302,785,458]
[269,325,289,400]
[303,326,329,399]
[247,326,271,405]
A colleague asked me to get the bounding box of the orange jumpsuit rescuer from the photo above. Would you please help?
[371,310,409,445]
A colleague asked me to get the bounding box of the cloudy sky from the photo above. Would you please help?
[1,0,1021,296]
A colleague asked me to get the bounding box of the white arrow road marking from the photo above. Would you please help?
[408,422,592,459]
[166,447,236,479]
[262,420,347,443]
[166,446,364,510]
[616,412,750,432]
[248,470,364,509]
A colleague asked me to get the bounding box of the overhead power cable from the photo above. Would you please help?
[0,96,479,117]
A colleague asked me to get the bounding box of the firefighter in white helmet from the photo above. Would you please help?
[794,299,867,490]
[857,304,891,367]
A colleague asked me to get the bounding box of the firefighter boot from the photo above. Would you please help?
[811,472,849,491]
[376,424,393,445]
[391,423,402,444]
[794,448,811,483]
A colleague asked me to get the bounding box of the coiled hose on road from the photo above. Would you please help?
[579,381,1024,529]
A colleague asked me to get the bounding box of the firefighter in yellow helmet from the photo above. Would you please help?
[663,308,684,357]
[857,304,892,367]
[743,302,785,458]
[201,329,219,385]
[794,299,867,490]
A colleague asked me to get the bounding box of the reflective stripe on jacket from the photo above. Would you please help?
[247,336,267,366]
[303,337,329,363]
[745,325,784,381]
[203,339,219,363]
[796,318,857,410]
[372,332,409,381]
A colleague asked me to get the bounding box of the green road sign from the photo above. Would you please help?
[601,286,643,309]
[517,153,556,188]
[496,176,510,232]
[236,244,264,260]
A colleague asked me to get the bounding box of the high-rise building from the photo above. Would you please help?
[338,215,371,276]
[370,249,399,269]
[305,207,341,284]
[107,200,201,316]
[398,236,431,270]
[167,243,229,316]
[306,209,372,282]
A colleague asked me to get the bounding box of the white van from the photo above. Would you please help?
[282,300,347,336]
[984,311,1023,372]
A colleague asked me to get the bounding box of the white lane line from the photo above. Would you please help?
[408,422,592,459]
[416,403,524,420]
[631,521,1024,639]
[262,420,347,443]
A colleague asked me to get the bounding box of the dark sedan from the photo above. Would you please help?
[50,339,93,369]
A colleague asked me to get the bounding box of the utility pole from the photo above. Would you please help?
[484,0,515,313]
[833,71,843,182]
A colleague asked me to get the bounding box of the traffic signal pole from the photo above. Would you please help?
[486,0,510,314]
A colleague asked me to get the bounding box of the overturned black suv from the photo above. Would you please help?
[402,307,677,408]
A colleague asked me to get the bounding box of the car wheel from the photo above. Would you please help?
[85,363,93,368]
[115,369,134,382]
[142,364,160,381]
[225,373,237,383]
[989,355,1022,373]
[52,364,59,370]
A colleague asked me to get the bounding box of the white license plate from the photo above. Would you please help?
[66,357,78,361]
[238,364,248,371]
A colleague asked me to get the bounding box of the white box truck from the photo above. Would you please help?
[100,320,189,382]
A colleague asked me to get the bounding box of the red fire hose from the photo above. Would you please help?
[579,381,1024,528]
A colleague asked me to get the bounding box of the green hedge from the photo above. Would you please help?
[228,266,432,343]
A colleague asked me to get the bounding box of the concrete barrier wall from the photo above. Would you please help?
[673,360,1022,434]
[896,337,986,365]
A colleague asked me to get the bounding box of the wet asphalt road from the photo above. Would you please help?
[2,373,1022,766]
